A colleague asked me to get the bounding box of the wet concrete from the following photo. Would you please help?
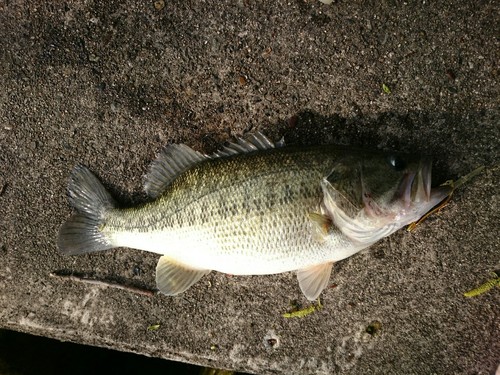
[0,1,498,374]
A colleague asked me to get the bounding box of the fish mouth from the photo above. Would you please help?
[395,160,452,208]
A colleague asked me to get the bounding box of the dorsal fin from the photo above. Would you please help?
[144,144,207,198]
[144,132,281,197]
[212,131,279,157]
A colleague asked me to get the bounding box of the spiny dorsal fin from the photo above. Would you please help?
[145,132,281,197]
[212,131,280,157]
[144,144,207,198]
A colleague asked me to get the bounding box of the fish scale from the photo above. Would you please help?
[105,147,342,271]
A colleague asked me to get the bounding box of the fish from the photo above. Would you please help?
[58,133,451,300]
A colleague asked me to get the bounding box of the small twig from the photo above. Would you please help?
[282,298,323,318]
[50,272,157,297]
[407,166,485,232]
[0,182,7,196]
[407,193,453,232]
[452,166,485,190]
[464,271,500,298]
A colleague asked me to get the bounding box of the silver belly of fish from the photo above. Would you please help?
[58,133,450,300]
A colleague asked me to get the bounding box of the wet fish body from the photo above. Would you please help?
[58,133,449,300]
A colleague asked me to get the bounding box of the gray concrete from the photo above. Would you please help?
[0,1,498,374]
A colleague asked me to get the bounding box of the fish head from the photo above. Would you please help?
[322,152,452,245]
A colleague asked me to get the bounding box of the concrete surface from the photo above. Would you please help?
[0,0,498,374]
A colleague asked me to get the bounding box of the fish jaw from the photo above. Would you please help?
[390,160,452,225]
[321,159,452,247]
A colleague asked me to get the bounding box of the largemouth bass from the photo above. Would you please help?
[58,133,450,300]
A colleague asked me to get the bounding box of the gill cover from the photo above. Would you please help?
[320,154,450,246]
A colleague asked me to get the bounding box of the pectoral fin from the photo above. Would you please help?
[297,262,334,301]
[155,256,211,296]
[308,212,332,242]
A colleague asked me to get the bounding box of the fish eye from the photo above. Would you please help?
[387,155,406,171]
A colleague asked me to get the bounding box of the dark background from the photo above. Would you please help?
[0,1,498,374]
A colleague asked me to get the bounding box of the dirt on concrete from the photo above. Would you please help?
[0,0,498,374]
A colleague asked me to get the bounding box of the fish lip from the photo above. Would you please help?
[420,159,432,201]
[408,158,433,204]
[395,159,432,207]
[394,170,416,208]
[413,159,452,205]
[430,184,453,203]
[403,171,417,207]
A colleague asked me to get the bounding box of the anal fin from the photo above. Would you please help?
[297,262,334,301]
[155,256,211,296]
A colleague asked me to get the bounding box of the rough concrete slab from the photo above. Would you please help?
[0,0,498,374]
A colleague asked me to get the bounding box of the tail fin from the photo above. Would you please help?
[58,165,117,255]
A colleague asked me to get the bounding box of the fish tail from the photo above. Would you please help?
[58,165,117,255]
